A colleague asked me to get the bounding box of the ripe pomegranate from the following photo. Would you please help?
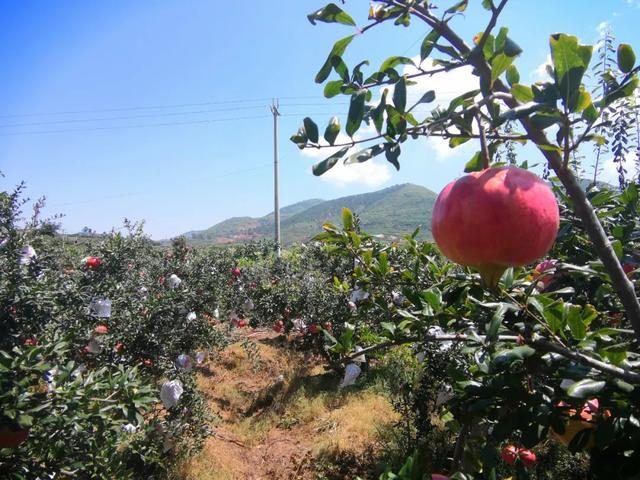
[307,324,320,335]
[432,167,559,288]
[94,325,108,334]
[323,321,333,332]
[86,256,102,270]
[237,319,248,328]
[518,449,537,468]
[501,445,519,465]
[273,320,284,333]
[231,267,241,277]
[24,337,38,346]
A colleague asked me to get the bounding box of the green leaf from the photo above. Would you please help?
[324,116,340,145]
[312,146,350,176]
[393,77,407,113]
[307,3,356,26]
[420,30,441,62]
[315,35,355,84]
[464,151,483,172]
[372,89,388,133]
[505,65,520,86]
[491,54,515,84]
[449,136,470,148]
[379,56,415,72]
[290,127,308,148]
[345,144,385,165]
[324,80,344,98]
[303,117,319,143]
[566,379,606,399]
[549,33,593,111]
[511,84,534,103]
[445,0,468,14]
[617,44,636,74]
[342,208,354,230]
[492,346,536,369]
[487,303,509,343]
[346,90,367,136]
[412,90,436,108]
[566,305,587,340]
[384,142,401,170]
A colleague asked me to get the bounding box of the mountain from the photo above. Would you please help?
[178,183,437,245]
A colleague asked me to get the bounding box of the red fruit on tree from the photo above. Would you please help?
[501,445,519,465]
[518,448,537,468]
[273,320,284,333]
[24,337,38,346]
[307,324,320,335]
[86,256,102,270]
[323,321,333,332]
[431,167,560,288]
[231,267,241,277]
[114,342,124,353]
[94,324,108,334]
[237,319,248,328]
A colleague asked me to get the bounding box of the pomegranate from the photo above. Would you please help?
[307,324,320,335]
[501,445,519,465]
[432,475,449,480]
[94,325,108,334]
[231,267,241,277]
[273,320,284,333]
[431,167,559,288]
[85,256,102,270]
[518,449,537,468]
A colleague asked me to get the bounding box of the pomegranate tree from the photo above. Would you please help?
[431,167,559,288]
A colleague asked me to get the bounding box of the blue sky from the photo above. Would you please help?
[0,0,638,239]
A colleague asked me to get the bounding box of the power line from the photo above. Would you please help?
[0,95,331,119]
[0,114,272,137]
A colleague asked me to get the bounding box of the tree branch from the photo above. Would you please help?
[342,333,640,384]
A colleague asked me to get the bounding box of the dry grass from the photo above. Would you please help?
[178,330,399,480]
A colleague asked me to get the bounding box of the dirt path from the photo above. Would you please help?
[179,329,398,480]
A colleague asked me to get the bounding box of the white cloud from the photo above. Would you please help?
[532,54,553,81]
[321,157,392,187]
[625,0,640,7]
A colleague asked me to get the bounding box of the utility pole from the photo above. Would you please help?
[270,99,281,257]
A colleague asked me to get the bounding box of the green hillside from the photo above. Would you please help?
[177,183,437,245]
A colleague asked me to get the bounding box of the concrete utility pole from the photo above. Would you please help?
[270,99,281,257]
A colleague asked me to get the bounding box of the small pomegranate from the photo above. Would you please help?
[237,319,248,328]
[501,445,519,465]
[518,449,537,468]
[85,256,102,270]
[94,325,108,334]
[323,321,333,332]
[432,167,559,288]
[114,342,124,353]
[24,336,38,346]
[307,324,320,335]
[273,320,284,333]
[231,267,241,277]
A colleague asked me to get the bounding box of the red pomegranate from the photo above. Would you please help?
[501,445,519,465]
[86,256,102,270]
[432,167,559,288]
[519,449,537,468]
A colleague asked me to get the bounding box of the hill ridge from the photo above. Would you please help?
[176,183,437,245]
